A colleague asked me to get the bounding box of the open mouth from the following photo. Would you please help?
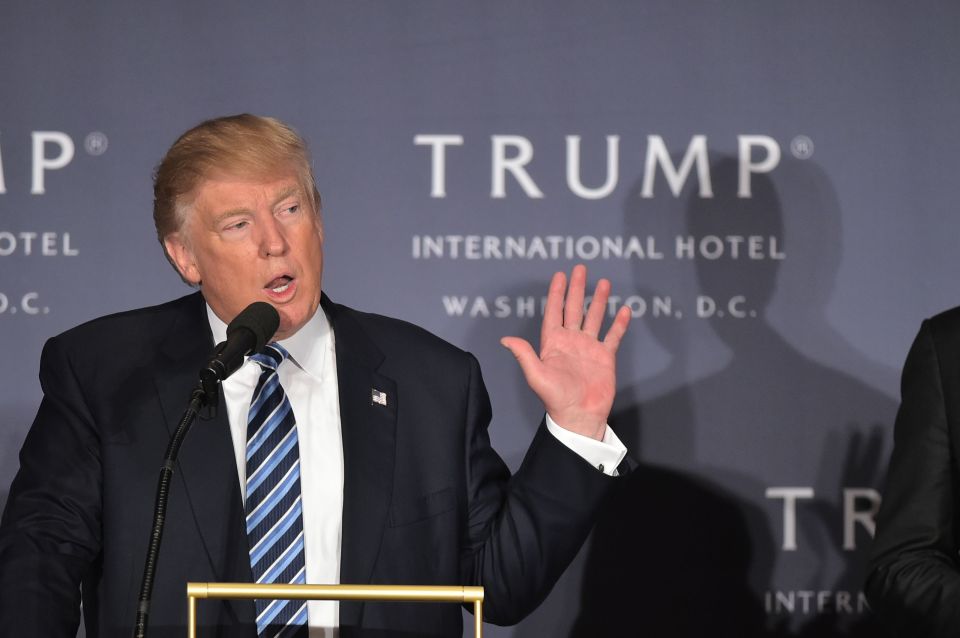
[265,275,294,294]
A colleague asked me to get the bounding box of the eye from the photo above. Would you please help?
[275,202,302,223]
[220,219,249,235]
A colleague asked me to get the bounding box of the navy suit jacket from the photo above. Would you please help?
[0,292,619,637]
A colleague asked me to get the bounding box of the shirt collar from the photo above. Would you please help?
[205,302,332,381]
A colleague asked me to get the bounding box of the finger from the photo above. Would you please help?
[563,264,587,329]
[541,271,566,347]
[602,305,631,353]
[582,277,611,338]
[500,336,542,387]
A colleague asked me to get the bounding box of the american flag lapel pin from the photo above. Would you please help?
[371,388,388,407]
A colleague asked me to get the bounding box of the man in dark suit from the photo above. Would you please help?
[0,114,632,637]
[866,310,960,636]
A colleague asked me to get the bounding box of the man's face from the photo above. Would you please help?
[164,172,324,341]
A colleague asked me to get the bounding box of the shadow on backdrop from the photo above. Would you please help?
[561,156,893,637]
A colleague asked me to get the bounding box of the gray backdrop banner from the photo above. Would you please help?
[4,2,959,636]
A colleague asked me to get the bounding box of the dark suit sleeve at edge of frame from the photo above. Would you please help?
[458,352,621,626]
[0,335,103,637]
[866,319,960,636]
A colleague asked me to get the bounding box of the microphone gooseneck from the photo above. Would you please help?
[133,301,279,638]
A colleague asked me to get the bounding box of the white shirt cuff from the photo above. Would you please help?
[545,414,627,476]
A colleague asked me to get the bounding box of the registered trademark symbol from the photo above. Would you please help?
[85,131,109,156]
[790,135,814,159]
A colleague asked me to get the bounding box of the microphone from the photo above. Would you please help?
[201,301,280,386]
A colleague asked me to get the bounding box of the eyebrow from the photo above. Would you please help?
[212,208,249,226]
[272,185,301,206]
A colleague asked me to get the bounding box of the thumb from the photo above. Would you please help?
[500,336,542,385]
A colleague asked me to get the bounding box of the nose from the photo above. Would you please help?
[258,215,289,257]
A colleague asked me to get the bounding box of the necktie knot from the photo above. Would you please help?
[250,342,289,372]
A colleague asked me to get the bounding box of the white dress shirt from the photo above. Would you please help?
[207,303,627,636]
[209,305,342,637]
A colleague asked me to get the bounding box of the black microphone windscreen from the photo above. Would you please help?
[226,302,280,353]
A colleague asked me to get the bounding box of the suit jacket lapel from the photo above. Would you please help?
[152,293,255,627]
[324,296,397,628]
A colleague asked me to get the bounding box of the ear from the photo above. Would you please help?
[314,209,324,243]
[164,232,202,285]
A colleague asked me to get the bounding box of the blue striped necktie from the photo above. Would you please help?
[245,343,308,637]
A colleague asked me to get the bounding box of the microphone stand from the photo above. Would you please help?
[130,300,276,637]
[132,380,216,638]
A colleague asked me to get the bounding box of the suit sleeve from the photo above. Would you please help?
[865,320,960,636]
[0,336,102,637]
[459,353,622,626]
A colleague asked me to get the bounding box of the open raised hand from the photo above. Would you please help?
[501,265,631,441]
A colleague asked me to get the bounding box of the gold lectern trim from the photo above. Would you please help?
[186,583,484,638]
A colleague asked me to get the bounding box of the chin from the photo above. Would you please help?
[275,311,307,340]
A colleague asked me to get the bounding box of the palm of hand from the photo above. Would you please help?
[501,265,630,441]
[535,328,618,437]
